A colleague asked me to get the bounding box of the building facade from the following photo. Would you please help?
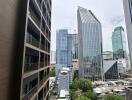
[50,50,56,65]
[77,7,103,81]
[71,34,79,69]
[58,68,70,93]
[103,51,113,60]
[112,26,127,59]
[123,0,132,69]
[0,0,52,100]
[56,29,72,76]
[103,60,118,80]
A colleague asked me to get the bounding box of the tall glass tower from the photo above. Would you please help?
[56,29,72,75]
[77,7,103,81]
[112,26,127,59]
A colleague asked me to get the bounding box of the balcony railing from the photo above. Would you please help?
[41,44,46,51]
[26,33,39,48]
[22,85,37,100]
[24,63,38,72]
[29,7,40,27]
[40,62,44,68]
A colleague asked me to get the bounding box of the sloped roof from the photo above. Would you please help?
[78,6,100,23]
[103,60,117,73]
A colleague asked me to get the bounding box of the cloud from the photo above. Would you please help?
[110,16,124,26]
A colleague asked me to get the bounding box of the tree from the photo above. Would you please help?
[104,93,124,100]
[49,67,55,77]
[78,79,94,92]
[73,70,79,80]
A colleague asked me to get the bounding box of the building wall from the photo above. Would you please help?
[104,62,118,80]
[0,0,27,100]
[21,0,52,100]
[72,34,79,60]
[123,0,132,68]
[78,7,103,81]
[0,0,52,100]
[58,71,69,93]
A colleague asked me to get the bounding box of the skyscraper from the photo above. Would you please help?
[71,34,78,60]
[0,0,52,100]
[71,34,79,69]
[123,0,132,68]
[56,29,72,75]
[112,26,127,59]
[77,7,103,81]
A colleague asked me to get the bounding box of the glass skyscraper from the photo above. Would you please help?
[112,26,127,59]
[77,7,103,81]
[71,34,78,60]
[56,29,72,75]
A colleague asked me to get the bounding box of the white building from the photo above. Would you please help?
[58,68,70,93]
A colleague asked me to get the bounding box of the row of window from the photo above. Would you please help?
[29,0,51,41]
[24,47,50,72]
[23,68,49,99]
[26,19,50,53]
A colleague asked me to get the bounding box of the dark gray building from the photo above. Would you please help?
[0,0,52,100]
[77,7,103,81]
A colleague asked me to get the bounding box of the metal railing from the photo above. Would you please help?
[24,62,38,72]
[26,33,39,48]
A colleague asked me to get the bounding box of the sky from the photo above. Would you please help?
[51,0,128,52]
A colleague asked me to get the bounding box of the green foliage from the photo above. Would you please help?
[70,79,96,100]
[83,92,97,100]
[104,93,124,100]
[78,79,94,92]
[73,70,79,80]
[49,67,55,77]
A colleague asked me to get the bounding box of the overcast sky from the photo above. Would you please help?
[51,0,127,52]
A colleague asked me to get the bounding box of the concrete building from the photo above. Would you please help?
[103,51,113,60]
[0,0,52,100]
[56,29,72,76]
[123,0,132,68]
[112,26,127,59]
[77,7,103,81]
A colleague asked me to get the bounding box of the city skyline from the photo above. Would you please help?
[51,0,127,52]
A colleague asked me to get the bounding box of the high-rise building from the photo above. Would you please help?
[123,0,132,68]
[77,7,103,81]
[71,34,79,69]
[112,26,127,59]
[56,29,72,75]
[71,34,78,60]
[0,0,52,100]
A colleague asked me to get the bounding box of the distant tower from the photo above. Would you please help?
[56,29,72,76]
[77,7,103,81]
[112,26,127,59]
